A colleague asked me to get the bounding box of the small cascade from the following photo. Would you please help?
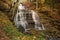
[31,10,45,30]
[14,3,45,32]
[14,3,30,32]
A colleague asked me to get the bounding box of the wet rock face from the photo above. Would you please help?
[0,0,11,12]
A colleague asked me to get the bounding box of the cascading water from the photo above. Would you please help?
[31,10,45,30]
[14,3,45,32]
[14,3,30,32]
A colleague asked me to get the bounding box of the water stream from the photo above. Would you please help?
[14,3,45,32]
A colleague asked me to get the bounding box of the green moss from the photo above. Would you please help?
[3,20,45,40]
[0,11,45,40]
[1,18,24,40]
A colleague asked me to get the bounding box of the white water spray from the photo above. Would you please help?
[31,10,45,30]
[14,4,30,32]
[14,3,45,32]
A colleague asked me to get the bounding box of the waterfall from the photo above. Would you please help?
[14,3,30,32]
[14,3,45,32]
[31,10,45,30]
